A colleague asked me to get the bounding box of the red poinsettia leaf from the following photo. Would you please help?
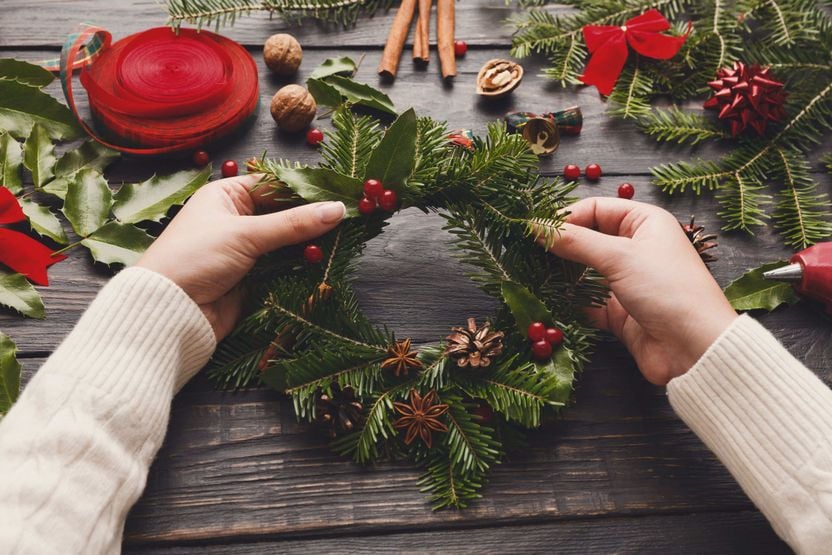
[0,228,66,286]
[0,187,25,225]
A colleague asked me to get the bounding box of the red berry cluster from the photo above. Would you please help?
[562,163,602,182]
[359,178,398,215]
[527,321,564,361]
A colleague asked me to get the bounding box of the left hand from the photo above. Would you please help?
[137,174,346,340]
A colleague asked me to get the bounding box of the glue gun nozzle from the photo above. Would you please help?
[762,263,803,282]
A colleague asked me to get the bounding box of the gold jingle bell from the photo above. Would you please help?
[521,117,560,156]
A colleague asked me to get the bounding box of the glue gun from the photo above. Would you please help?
[763,242,832,314]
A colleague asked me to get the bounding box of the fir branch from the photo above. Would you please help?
[443,395,501,474]
[651,159,731,194]
[639,107,728,145]
[769,147,832,247]
[418,447,487,510]
[167,0,389,28]
[320,108,382,178]
[607,60,654,119]
[717,171,770,230]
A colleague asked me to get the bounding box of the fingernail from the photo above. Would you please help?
[317,201,346,224]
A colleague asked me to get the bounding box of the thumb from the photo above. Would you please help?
[542,222,629,275]
[239,201,346,255]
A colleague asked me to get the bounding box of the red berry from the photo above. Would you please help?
[221,160,238,178]
[585,163,602,181]
[363,179,384,199]
[563,164,581,181]
[531,339,553,361]
[303,244,324,264]
[617,182,635,199]
[472,403,494,424]
[378,189,398,211]
[453,40,468,57]
[358,196,376,216]
[545,327,564,346]
[192,150,210,167]
[527,321,546,342]
[306,128,325,146]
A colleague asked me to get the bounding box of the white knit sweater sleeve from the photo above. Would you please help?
[668,314,832,554]
[0,267,216,554]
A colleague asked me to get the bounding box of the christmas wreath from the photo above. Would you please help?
[210,105,605,508]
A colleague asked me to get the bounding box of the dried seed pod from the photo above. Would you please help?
[476,59,524,98]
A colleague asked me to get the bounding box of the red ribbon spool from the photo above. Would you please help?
[63,26,258,155]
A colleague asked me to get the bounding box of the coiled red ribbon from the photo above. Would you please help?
[58,26,258,155]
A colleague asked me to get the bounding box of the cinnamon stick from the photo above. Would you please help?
[436,0,456,79]
[413,0,432,62]
[378,0,418,78]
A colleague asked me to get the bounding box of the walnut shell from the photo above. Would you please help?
[476,59,523,98]
[270,85,317,133]
[263,33,303,76]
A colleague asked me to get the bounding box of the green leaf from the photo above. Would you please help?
[534,348,574,404]
[22,123,56,188]
[307,78,345,109]
[80,221,154,266]
[309,56,357,79]
[63,169,113,237]
[325,75,396,115]
[42,141,120,199]
[0,332,22,416]
[0,59,54,88]
[0,270,44,319]
[0,131,23,194]
[20,199,68,244]
[113,166,211,224]
[501,280,551,337]
[0,79,81,140]
[273,166,363,217]
[723,261,800,312]
[363,108,417,189]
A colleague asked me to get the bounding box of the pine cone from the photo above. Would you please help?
[445,318,505,368]
[682,216,718,264]
[316,386,363,438]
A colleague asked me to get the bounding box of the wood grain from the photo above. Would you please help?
[2,1,830,551]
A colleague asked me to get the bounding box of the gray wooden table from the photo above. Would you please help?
[3,1,830,552]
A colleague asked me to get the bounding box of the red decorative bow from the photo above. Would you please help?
[579,9,690,96]
[0,187,66,285]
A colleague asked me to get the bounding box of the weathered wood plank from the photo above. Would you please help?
[124,511,788,554]
[0,0,553,48]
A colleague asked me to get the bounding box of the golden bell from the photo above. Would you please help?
[521,117,560,156]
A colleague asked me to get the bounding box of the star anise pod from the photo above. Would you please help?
[681,216,718,264]
[445,317,505,368]
[393,389,449,448]
[381,338,423,377]
[315,385,363,438]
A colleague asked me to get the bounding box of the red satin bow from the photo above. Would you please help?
[579,9,689,96]
[0,187,65,285]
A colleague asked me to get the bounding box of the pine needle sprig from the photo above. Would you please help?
[639,107,729,145]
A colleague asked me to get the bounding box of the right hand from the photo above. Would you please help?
[543,197,738,385]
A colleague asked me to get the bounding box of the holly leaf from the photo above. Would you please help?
[307,78,345,109]
[80,221,154,266]
[0,80,81,140]
[272,166,363,217]
[534,348,575,404]
[20,199,68,244]
[0,131,23,194]
[501,280,551,338]
[42,141,120,199]
[324,75,396,115]
[0,59,54,88]
[0,270,44,319]
[363,108,417,189]
[113,166,211,224]
[724,261,801,312]
[0,332,22,416]
[23,123,56,188]
[63,169,113,237]
[310,57,357,80]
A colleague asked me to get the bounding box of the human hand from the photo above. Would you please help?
[137,174,345,340]
[544,197,737,385]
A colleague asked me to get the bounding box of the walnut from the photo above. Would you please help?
[263,34,303,76]
[270,85,317,132]
[476,59,524,98]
